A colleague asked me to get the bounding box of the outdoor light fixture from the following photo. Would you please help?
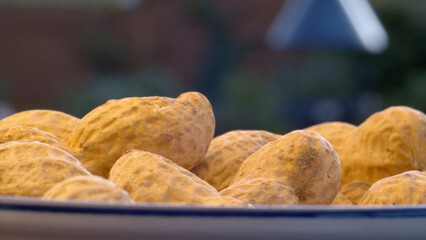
[265,0,389,53]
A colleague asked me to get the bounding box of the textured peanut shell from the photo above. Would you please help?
[331,192,353,205]
[340,181,371,205]
[69,92,215,177]
[358,171,426,205]
[43,176,133,203]
[0,141,90,197]
[0,110,79,143]
[109,150,220,204]
[326,106,426,186]
[305,122,356,153]
[0,126,68,151]
[232,130,341,205]
[192,130,281,191]
[220,178,298,205]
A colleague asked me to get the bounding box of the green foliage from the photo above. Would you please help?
[213,71,286,134]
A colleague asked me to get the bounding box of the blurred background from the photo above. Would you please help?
[0,0,424,135]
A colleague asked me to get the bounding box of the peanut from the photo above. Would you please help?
[331,192,353,205]
[43,175,133,203]
[202,196,247,206]
[0,141,90,197]
[358,170,426,205]
[231,130,341,205]
[68,92,215,177]
[109,150,220,204]
[0,126,67,151]
[308,106,426,186]
[340,181,371,205]
[305,121,356,154]
[220,177,298,205]
[192,130,281,191]
[0,110,79,143]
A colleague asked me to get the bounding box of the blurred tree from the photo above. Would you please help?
[355,2,426,112]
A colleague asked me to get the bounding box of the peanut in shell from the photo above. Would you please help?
[0,126,68,151]
[312,106,426,186]
[0,110,79,143]
[331,192,353,205]
[305,121,356,154]
[69,92,215,177]
[339,181,371,205]
[109,150,220,204]
[43,175,133,203]
[232,130,341,205]
[202,196,247,206]
[192,130,281,191]
[0,141,90,197]
[220,177,298,205]
[358,170,426,205]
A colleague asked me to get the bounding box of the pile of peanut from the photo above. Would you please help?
[0,92,424,206]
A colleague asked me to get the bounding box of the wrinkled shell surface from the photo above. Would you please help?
[232,130,341,204]
[332,106,426,185]
[0,141,90,197]
[192,130,281,191]
[69,92,215,176]
[43,175,133,203]
[358,171,426,205]
[0,126,68,151]
[340,181,371,205]
[220,177,298,205]
[305,122,356,153]
[0,110,79,143]
[109,150,220,204]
